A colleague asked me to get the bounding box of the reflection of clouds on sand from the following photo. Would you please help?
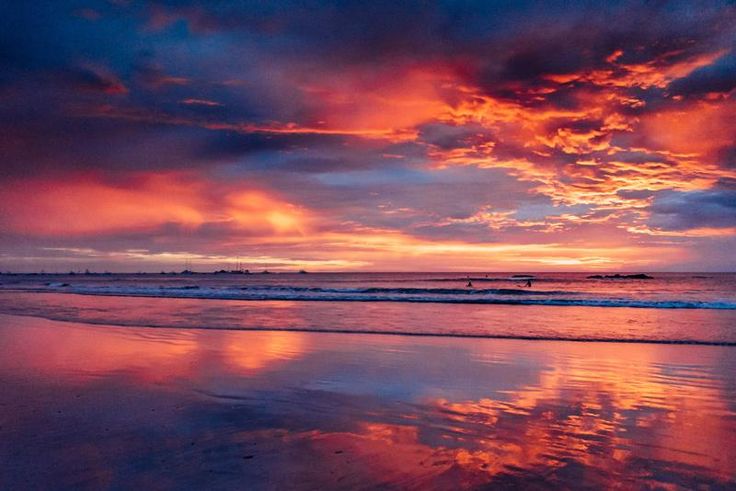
[0,319,197,383]
[1,315,734,489]
[217,336,736,487]
[223,330,307,373]
[264,352,736,489]
[419,344,736,485]
[0,315,309,383]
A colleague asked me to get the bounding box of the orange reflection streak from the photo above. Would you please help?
[0,320,198,383]
[423,343,736,480]
[279,343,736,487]
[0,318,309,382]
[224,330,307,373]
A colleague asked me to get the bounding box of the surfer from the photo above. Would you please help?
[525,279,532,288]
[467,279,473,288]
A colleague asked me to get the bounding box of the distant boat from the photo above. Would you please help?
[298,269,308,274]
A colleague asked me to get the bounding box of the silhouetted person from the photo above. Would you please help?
[525,279,532,288]
[467,280,473,288]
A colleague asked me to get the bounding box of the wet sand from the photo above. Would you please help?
[1,313,735,489]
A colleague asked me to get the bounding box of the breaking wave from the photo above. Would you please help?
[11,283,736,310]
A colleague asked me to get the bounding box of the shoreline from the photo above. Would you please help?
[2,290,736,345]
[4,287,736,310]
[2,311,736,346]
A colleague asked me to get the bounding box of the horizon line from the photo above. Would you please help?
[2,270,735,275]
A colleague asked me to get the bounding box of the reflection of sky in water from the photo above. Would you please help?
[0,314,734,489]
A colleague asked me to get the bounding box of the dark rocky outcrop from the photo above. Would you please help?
[587,273,654,280]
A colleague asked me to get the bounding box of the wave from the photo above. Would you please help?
[426,277,529,282]
[236,285,571,296]
[1,311,734,346]
[7,284,736,310]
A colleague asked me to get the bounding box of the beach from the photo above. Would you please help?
[2,311,735,489]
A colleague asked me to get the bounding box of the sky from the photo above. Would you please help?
[1,0,736,272]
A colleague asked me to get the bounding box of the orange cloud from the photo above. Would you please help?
[0,173,309,237]
[226,190,308,235]
[429,80,734,217]
[639,98,736,157]
[297,66,453,134]
[551,49,729,91]
[16,45,735,271]
[242,341,736,487]
[0,174,205,235]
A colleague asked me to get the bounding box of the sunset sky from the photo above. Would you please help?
[2,0,735,272]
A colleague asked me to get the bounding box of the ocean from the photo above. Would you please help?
[1,272,735,344]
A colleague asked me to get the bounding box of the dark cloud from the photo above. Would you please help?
[418,123,492,150]
[617,189,655,200]
[68,65,128,94]
[669,53,736,97]
[716,147,736,170]
[650,190,736,231]
[198,132,352,162]
[716,177,736,190]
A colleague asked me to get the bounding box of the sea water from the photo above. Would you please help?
[1,272,735,344]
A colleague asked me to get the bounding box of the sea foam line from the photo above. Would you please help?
[0,312,734,346]
[5,285,736,310]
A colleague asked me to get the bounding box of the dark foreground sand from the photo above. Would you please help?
[1,313,735,489]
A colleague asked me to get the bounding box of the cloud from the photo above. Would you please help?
[648,189,736,232]
[0,173,309,237]
[69,65,128,94]
[1,0,736,270]
[180,98,222,107]
[669,53,736,97]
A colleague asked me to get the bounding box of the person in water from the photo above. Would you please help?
[525,279,532,288]
[467,280,473,288]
